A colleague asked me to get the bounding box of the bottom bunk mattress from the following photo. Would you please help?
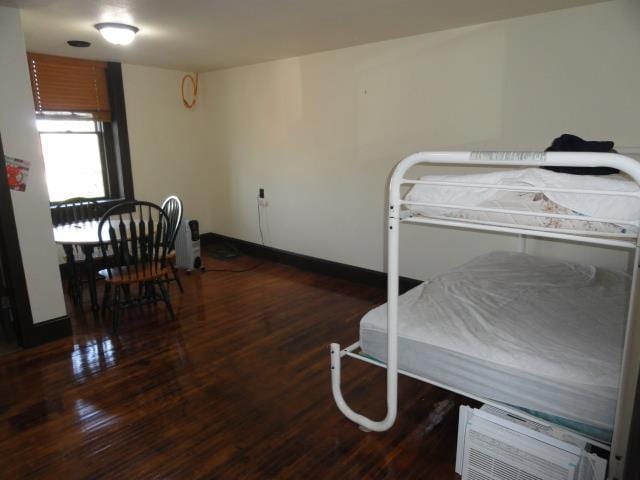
[359,251,630,435]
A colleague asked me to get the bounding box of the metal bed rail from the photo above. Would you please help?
[330,151,640,480]
[402,216,638,249]
[402,178,640,197]
[401,200,639,227]
[336,340,612,452]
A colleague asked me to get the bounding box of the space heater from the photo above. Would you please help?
[175,218,204,272]
[456,405,606,480]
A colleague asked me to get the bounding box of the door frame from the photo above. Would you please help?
[0,132,38,346]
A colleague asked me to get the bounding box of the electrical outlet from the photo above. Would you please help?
[258,198,268,207]
[259,188,265,199]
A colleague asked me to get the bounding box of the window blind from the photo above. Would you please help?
[27,53,111,121]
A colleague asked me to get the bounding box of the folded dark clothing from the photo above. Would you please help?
[543,133,618,175]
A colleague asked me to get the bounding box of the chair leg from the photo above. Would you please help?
[102,282,111,314]
[171,263,184,293]
[143,282,151,306]
[157,280,175,321]
[150,282,158,305]
[112,285,121,332]
[63,244,82,305]
[122,284,132,305]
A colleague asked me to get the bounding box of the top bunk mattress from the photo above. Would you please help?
[360,251,630,391]
[404,168,640,236]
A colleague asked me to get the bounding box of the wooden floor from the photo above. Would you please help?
[0,252,466,479]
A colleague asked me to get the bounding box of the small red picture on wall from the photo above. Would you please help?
[4,156,30,192]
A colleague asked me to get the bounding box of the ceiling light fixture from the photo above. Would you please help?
[94,22,139,46]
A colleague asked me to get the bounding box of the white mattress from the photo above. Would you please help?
[405,168,640,235]
[359,251,630,430]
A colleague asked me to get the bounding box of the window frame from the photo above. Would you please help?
[46,62,134,222]
[38,118,110,203]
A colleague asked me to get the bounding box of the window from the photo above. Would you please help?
[37,115,108,202]
[26,53,134,210]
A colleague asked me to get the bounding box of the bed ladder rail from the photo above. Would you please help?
[329,204,402,432]
[330,341,398,432]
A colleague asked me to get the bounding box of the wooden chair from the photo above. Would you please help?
[53,197,100,305]
[98,200,175,330]
[53,197,101,226]
[161,195,184,293]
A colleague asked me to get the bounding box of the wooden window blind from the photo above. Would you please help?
[27,53,111,121]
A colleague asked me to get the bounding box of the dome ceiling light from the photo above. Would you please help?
[94,22,139,46]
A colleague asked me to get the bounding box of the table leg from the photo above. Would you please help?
[63,244,81,305]
[82,245,99,311]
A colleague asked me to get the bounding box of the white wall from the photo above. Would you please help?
[0,6,67,323]
[122,64,212,232]
[201,0,640,279]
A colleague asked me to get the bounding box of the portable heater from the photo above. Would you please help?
[456,405,607,480]
[175,218,204,272]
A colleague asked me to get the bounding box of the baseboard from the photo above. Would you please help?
[201,232,422,293]
[22,315,72,348]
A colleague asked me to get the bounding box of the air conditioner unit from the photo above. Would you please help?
[456,405,607,480]
[175,218,204,272]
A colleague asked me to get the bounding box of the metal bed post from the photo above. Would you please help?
[329,159,405,432]
[330,152,486,432]
[609,241,640,480]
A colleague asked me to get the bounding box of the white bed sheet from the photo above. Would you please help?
[359,251,630,428]
[404,169,640,235]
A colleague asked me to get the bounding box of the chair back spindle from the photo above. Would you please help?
[98,201,170,283]
[161,195,183,253]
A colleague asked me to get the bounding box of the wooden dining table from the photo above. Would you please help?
[53,220,106,311]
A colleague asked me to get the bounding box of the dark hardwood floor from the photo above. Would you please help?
[0,252,466,479]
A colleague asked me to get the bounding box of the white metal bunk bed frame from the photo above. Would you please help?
[330,151,640,480]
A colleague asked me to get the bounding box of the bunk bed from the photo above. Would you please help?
[329,151,640,480]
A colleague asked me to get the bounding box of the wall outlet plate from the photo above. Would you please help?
[258,198,268,207]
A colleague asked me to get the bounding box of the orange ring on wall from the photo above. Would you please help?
[181,73,198,109]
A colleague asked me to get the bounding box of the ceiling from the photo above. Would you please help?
[7,0,607,72]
